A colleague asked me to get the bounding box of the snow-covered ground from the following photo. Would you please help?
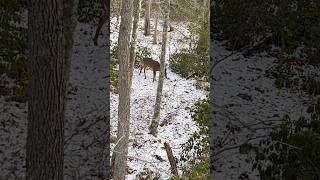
[211,41,318,179]
[1,21,110,179]
[0,17,207,179]
[1,12,317,180]
[110,17,208,179]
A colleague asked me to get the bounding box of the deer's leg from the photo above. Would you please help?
[165,68,168,79]
[168,24,174,32]
[93,11,108,46]
[144,66,146,79]
[153,71,157,82]
[139,66,143,75]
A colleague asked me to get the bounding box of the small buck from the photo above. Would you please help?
[139,58,168,82]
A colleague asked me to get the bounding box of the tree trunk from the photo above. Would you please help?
[26,0,70,179]
[64,0,79,82]
[144,0,152,36]
[111,0,134,179]
[164,142,179,177]
[196,0,209,53]
[153,1,159,44]
[93,0,110,46]
[116,0,122,29]
[129,0,142,86]
[149,0,170,136]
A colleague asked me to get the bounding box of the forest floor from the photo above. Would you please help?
[110,18,208,179]
[0,19,110,179]
[1,15,318,180]
[211,41,319,179]
[0,17,208,179]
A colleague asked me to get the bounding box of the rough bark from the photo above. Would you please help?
[149,0,170,136]
[129,0,142,86]
[105,3,111,177]
[153,1,159,44]
[164,142,178,177]
[196,0,209,53]
[64,0,79,83]
[26,0,67,179]
[111,0,134,179]
[116,0,122,29]
[144,0,152,36]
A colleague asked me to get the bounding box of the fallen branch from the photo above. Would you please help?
[164,142,179,177]
[213,135,266,157]
[211,36,270,72]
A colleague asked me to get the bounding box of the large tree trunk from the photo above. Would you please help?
[149,0,170,136]
[64,0,79,82]
[129,0,142,86]
[144,0,152,36]
[26,0,70,179]
[111,0,134,179]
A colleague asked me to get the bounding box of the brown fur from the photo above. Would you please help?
[139,58,168,82]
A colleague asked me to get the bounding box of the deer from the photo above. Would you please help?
[139,58,168,82]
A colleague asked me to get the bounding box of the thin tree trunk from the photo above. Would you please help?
[168,7,173,32]
[106,5,111,176]
[129,0,142,86]
[116,0,122,29]
[153,1,159,44]
[153,17,158,44]
[93,0,110,46]
[149,0,170,136]
[26,0,67,179]
[144,0,152,36]
[164,142,179,177]
[196,0,209,53]
[111,0,133,179]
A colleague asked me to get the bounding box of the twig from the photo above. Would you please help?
[213,135,266,157]
[211,36,270,72]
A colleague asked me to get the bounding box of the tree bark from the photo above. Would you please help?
[196,0,209,53]
[26,0,69,179]
[153,1,159,44]
[144,0,152,36]
[111,0,134,179]
[129,0,142,86]
[164,142,179,177]
[64,0,79,82]
[116,0,122,29]
[149,0,170,136]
